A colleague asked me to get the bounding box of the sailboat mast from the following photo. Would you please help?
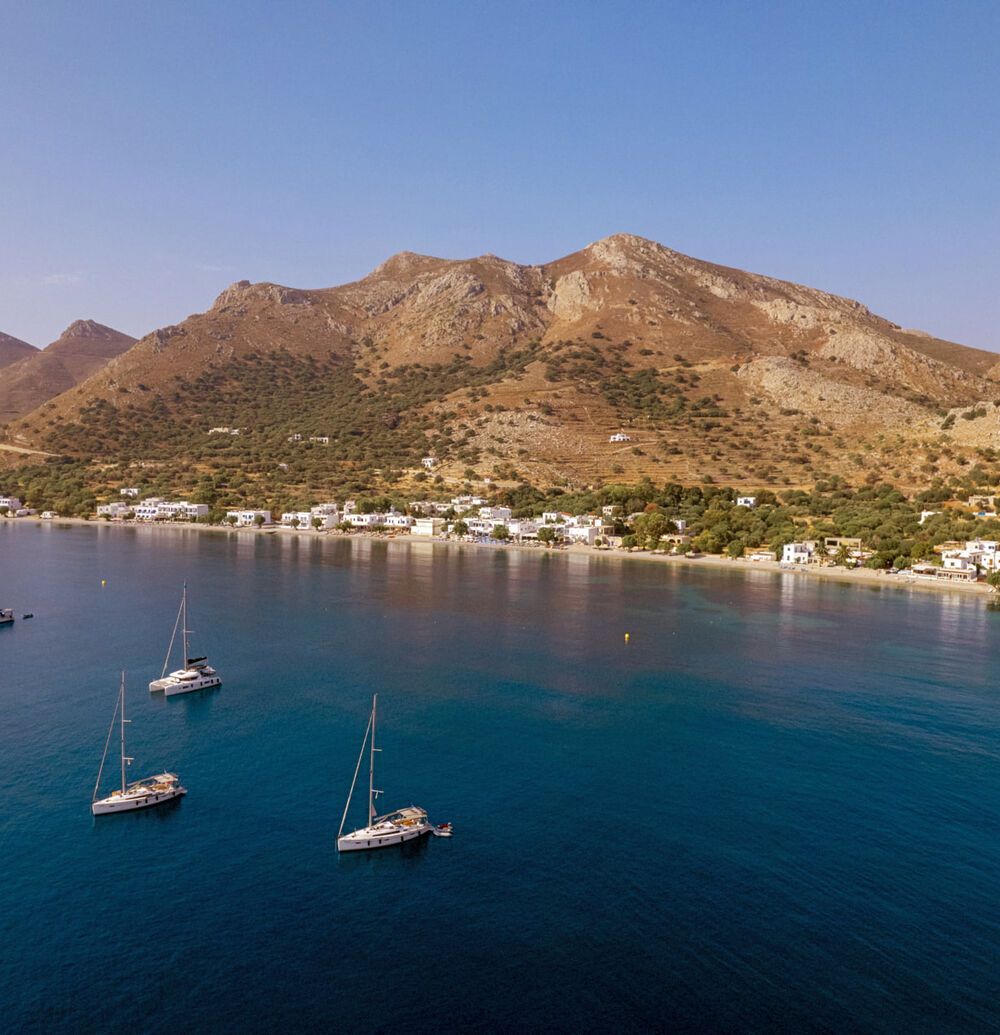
[368,693,377,826]
[119,672,127,794]
[182,582,189,666]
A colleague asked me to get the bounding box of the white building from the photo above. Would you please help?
[609,432,631,442]
[226,509,272,527]
[281,511,315,528]
[165,501,209,520]
[918,510,941,525]
[132,499,208,521]
[208,427,241,436]
[309,436,330,444]
[384,514,415,529]
[97,502,134,518]
[957,540,1000,573]
[452,495,487,509]
[421,457,437,469]
[0,495,23,512]
[120,487,141,497]
[479,506,512,522]
[564,525,600,546]
[344,512,387,527]
[414,517,445,536]
[736,496,757,509]
[466,517,509,536]
[782,541,817,564]
[41,511,58,519]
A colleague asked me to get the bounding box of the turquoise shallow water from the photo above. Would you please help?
[2,523,1000,1032]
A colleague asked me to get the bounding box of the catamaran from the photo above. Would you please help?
[149,583,221,696]
[337,694,443,852]
[92,672,186,815]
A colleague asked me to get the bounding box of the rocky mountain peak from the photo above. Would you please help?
[58,319,121,341]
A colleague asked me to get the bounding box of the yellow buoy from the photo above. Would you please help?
[624,632,630,642]
[101,579,106,586]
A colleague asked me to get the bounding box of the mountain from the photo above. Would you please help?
[0,332,37,370]
[0,320,136,424]
[7,235,1000,496]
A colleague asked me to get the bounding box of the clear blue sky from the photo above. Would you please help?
[2,1,998,349]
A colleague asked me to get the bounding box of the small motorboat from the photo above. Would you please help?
[22,613,33,619]
[0,608,14,625]
[432,822,453,838]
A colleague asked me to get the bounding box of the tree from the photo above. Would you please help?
[253,514,266,528]
[493,525,510,541]
[726,540,743,559]
[226,514,238,526]
[311,517,323,530]
[537,527,557,547]
[290,517,300,529]
[452,520,469,537]
[987,570,1000,591]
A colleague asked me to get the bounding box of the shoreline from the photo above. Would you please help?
[4,515,994,600]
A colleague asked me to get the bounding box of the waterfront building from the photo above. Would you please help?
[226,509,272,527]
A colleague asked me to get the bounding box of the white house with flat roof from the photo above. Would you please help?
[414,517,446,536]
[97,502,134,518]
[782,541,817,564]
[226,509,272,527]
[736,496,757,508]
[0,495,23,512]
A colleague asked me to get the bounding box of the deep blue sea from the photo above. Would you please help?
[2,523,1000,1032]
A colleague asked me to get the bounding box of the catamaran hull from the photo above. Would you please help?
[337,826,432,852]
[92,787,186,815]
[150,676,222,695]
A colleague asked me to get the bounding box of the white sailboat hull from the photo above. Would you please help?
[92,782,186,815]
[337,822,433,852]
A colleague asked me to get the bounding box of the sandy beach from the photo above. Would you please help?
[6,514,994,601]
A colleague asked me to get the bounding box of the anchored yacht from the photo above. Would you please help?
[0,608,14,625]
[92,672,186,815]
[337,694,437,852]
[149,583,221,696]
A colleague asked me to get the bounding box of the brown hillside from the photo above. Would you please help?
[0,331,37,370]
[0,320,136,423]
[8,235,998,494]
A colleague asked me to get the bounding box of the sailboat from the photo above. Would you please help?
[92,672,186,815]
[149,583,221,696]
[337,694,436,852]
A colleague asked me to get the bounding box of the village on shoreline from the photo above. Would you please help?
[3,484,999,599]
